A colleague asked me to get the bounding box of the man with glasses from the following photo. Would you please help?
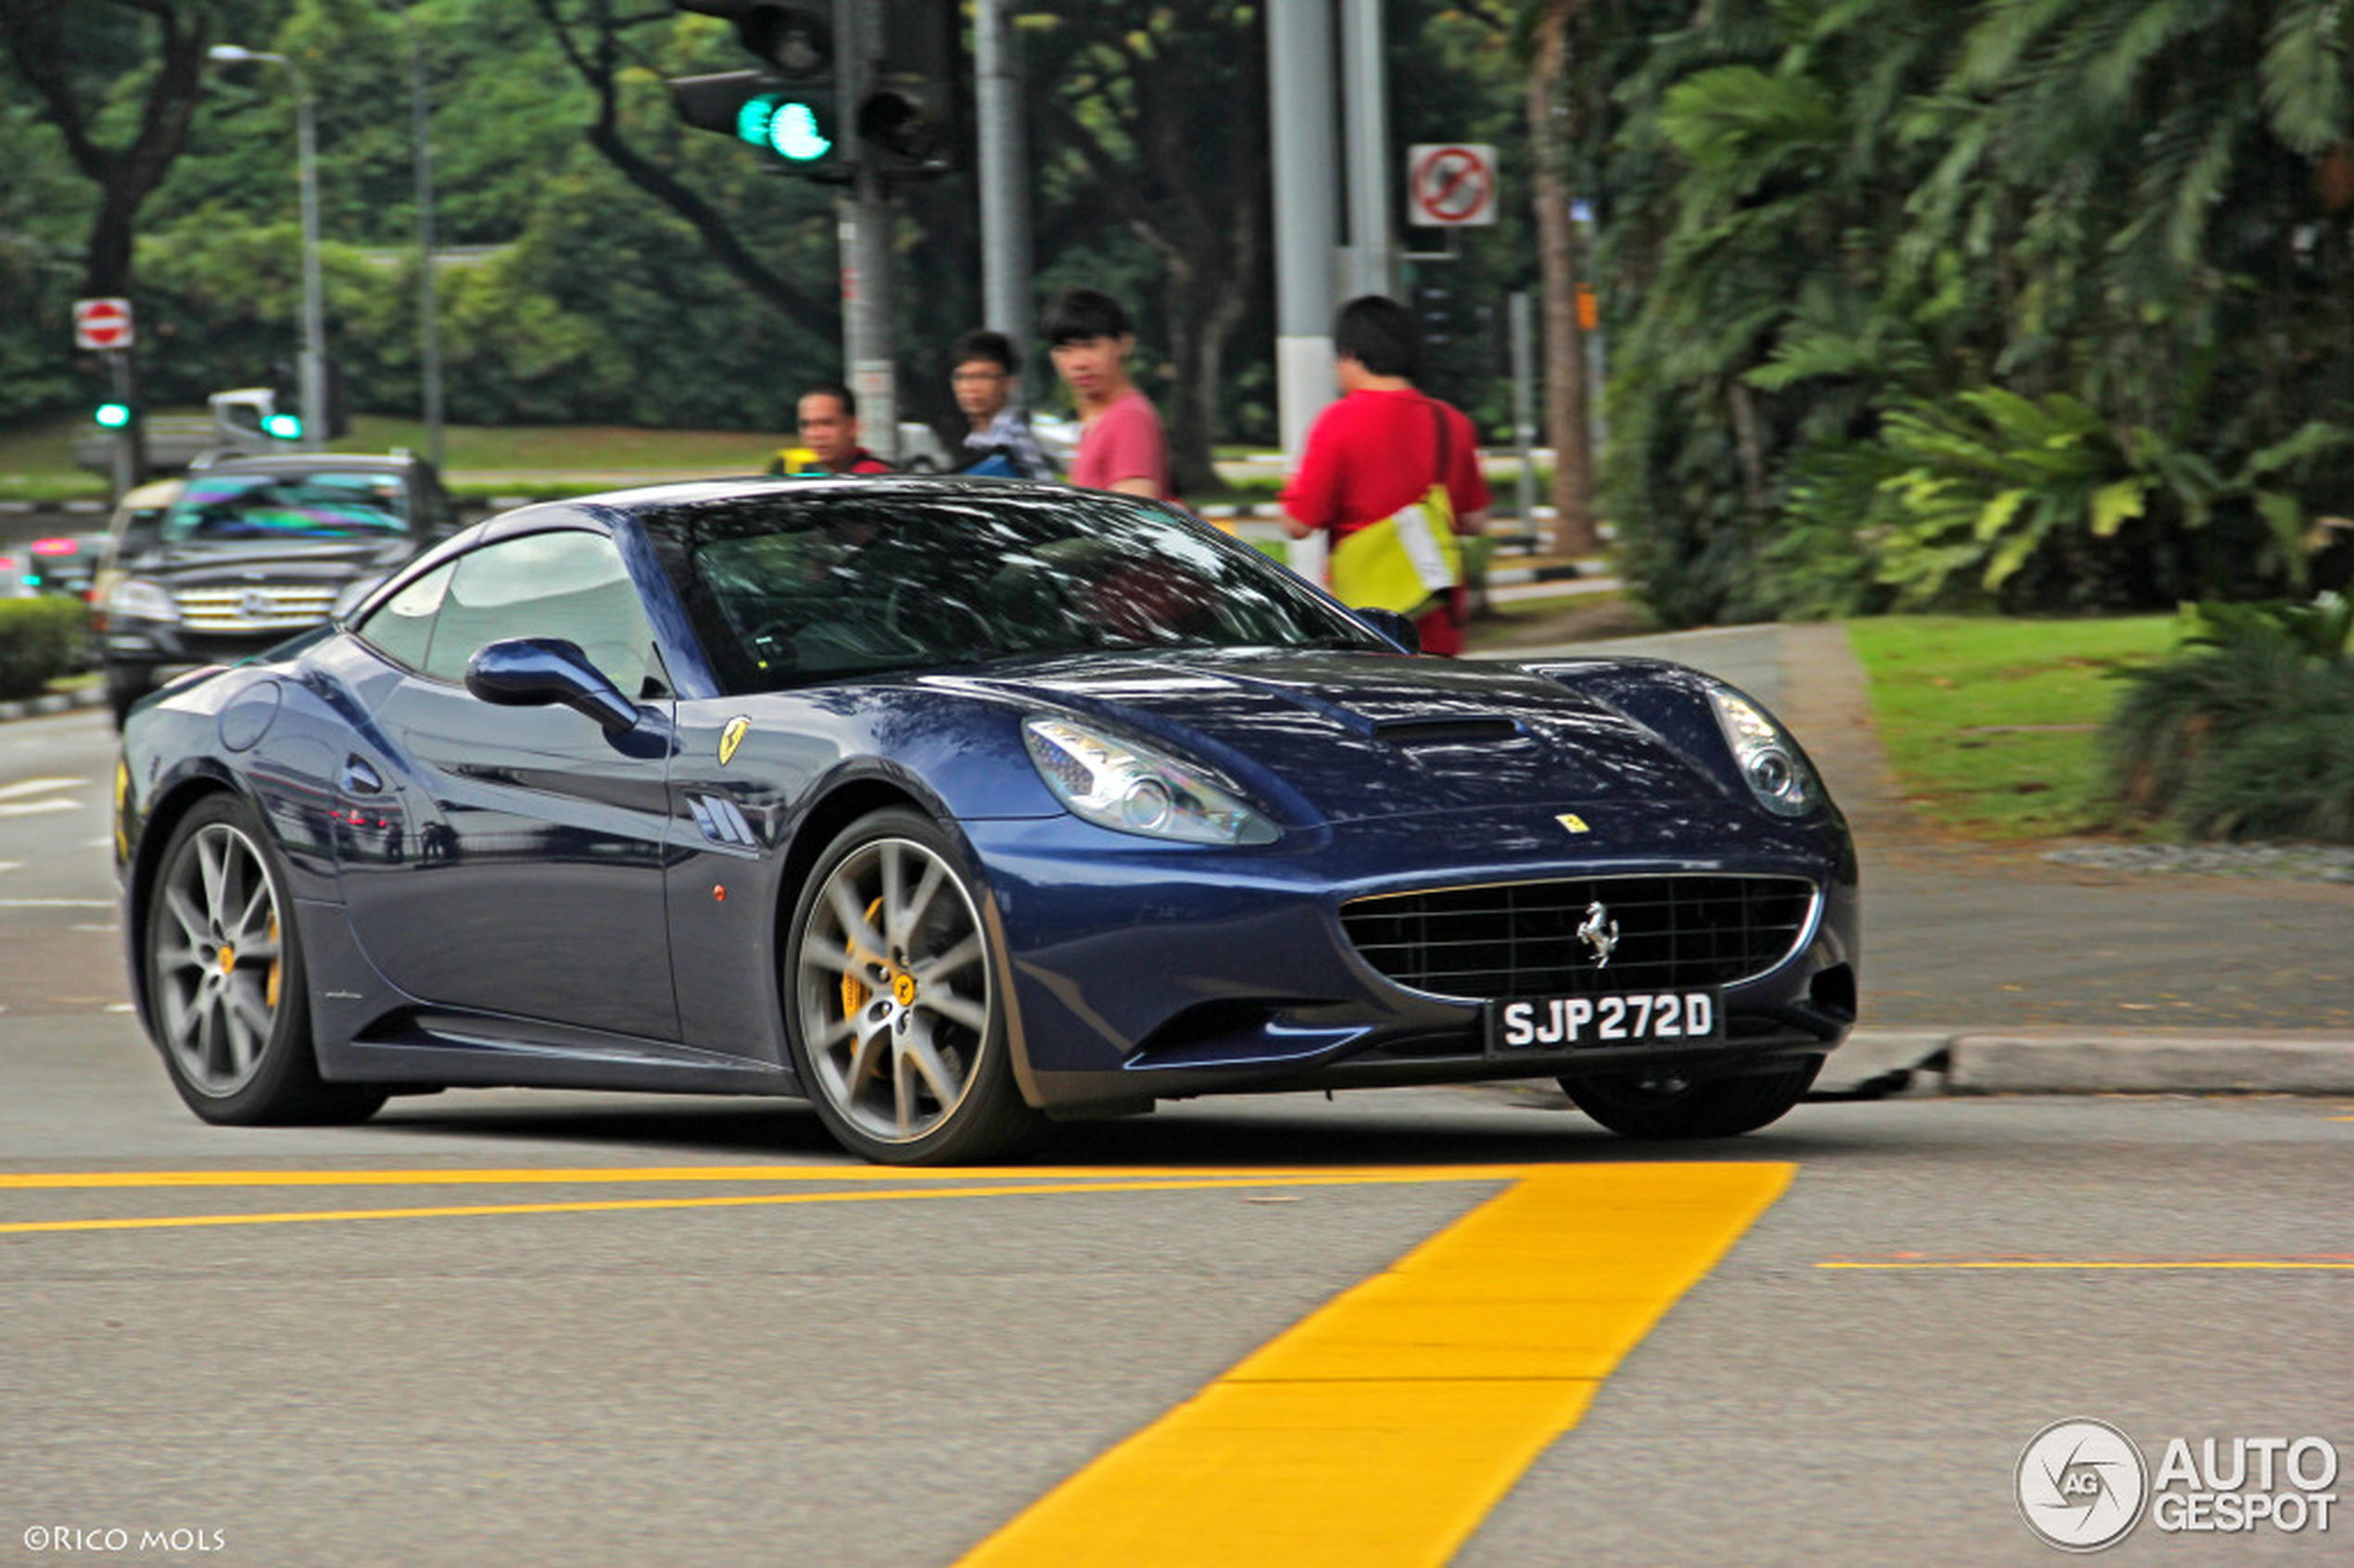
[949,329,1059,480]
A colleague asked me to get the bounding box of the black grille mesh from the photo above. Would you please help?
[1340,875,1816,999]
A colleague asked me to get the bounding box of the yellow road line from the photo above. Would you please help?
[0,1165,1538,1191]
[1820,1259,2354,1271]
[0,1173,1515,1235]
[955,1163,1793,1568]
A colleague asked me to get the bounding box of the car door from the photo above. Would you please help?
[335,527,681,1042]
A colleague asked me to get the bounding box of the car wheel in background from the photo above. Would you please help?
[1559,1057,1820,1140]
[784,808,1042,1165]
[143,794,385,1125]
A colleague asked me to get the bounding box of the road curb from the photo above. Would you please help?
[1834,1027,2354,1097]
[0,687,103,725]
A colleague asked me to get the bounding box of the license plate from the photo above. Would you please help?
[1486,990,1723,1055]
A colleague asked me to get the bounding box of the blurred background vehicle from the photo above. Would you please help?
[95,451,456,726]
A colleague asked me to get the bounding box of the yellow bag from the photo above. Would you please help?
[1329,483,1462,618]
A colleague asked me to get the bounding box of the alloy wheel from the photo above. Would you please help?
[793,834,993,1146]
[152,821,286,1097]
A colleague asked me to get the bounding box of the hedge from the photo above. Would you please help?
[0,597,86,701]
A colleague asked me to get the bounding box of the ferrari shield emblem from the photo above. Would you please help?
[719,715,752,767]
[1555,812,1590,835]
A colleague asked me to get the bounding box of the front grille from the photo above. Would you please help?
[1340,874,1817,999]
[176,584,340,635]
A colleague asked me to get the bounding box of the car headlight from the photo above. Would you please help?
[1022,716,1280,845]
[1707,686,1818,817]
[107,577,178,624]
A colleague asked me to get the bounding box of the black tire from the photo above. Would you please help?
[142,794,385,1125]
[783,808,1043,1165]
[1560,1057,1821,1141]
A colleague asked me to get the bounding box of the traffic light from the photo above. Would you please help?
[669,70,841,171]
[669,3,842,178]
[857,0,964,180]
[95,402,132,429]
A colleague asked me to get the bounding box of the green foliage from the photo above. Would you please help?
[0,597,85,699]
[2104,594,2354,841]
[1566,0,2354,626]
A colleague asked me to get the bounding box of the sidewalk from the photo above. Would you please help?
[1486,622,2354,1099]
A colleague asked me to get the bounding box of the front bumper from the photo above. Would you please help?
[965,799,1860,1115]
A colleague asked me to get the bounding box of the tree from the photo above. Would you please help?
[0,0,236,299]
[1024,2,1269,496]
[1524,0,1596,555]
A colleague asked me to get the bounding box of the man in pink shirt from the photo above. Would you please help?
[1043,289,1171,500]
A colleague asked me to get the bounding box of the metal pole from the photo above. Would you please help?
[836,0,895,459]
[1268,0,1340,577]
[291,67,329,453]
[206,46,329,453]
[974,0,1032,345]
[1339,0,1395,301]
[107,352,139,501]
[399,14,446,472]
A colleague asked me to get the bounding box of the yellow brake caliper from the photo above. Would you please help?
[839,896,888,1077]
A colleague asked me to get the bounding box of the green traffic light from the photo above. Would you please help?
[736,94,830,162]
[95,402,131,428]
[767,100,830,161]
[263,412,303,439]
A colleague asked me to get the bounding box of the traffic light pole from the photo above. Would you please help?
[835,0,896,461]
[106,350,142,499]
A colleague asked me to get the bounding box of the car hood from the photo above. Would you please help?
[136,537,420,583]
[933,648,1724,825]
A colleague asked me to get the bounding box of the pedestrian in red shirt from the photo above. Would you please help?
[1043,289,1171,501]
[786,383,894,476]
[1281,297,1490,655]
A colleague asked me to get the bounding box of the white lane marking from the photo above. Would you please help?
[0,800,79,818]
[0,778,86,802]
[0,862,21,873]
[81,837,112,849]
[0,899,118,909]
[105,1003,137,1013]
[70,924,120,933]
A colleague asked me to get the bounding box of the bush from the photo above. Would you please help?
[2104,595,2354,842]
[0,597,86,700]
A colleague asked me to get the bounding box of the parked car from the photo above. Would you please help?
[114,475,1857,1163]
[95,452,457,726]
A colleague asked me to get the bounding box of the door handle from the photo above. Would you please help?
[339,755,385,796]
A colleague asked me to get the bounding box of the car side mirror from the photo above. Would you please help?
[1354,607,1422,654]
[464,638,639,732]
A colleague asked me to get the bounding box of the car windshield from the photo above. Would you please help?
[160,469,411,543]
[643,486,1384,691]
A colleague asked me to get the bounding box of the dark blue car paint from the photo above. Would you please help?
[118,480,1859,1120]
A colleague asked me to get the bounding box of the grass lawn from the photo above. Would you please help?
[1844,613,2181,840]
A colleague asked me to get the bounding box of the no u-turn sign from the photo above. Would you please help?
[1406,143,1499,228]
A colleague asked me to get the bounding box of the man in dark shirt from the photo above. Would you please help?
[951,329,1059,479]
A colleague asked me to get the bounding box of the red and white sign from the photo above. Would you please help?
[74,297,134,351]
[1407,144,1499,228]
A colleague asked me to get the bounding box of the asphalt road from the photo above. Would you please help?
[4,700,2350,1566]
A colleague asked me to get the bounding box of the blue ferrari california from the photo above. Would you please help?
[115,477,1858,1163]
